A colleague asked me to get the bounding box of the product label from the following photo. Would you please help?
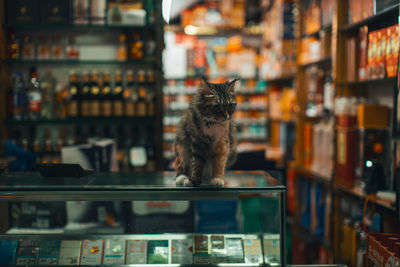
[337,131,346,164]
[28,91,42,113]
[125,102,135,116]
[126,240,147,264]
[113,101,124,116]
[90,101,100,116]
[68,101,78,117]
[171,238,193,264]
[80,240,103,265]
[101,101,112,117]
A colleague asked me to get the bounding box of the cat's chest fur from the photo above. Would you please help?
[203,121,229,148]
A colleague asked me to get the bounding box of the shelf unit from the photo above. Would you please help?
[288,0,400,265]
[0,1,165,171]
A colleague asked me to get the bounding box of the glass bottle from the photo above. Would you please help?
[117,34,127,62]
[27,69,42,120]
[90,71,101,117]
[80,71,91,117]
[37,36,51,60]
[100,71,112,117]
[9,32,20,60]
[123,70,136,116]
[130,31,143,59]
[136,86,147,116]
[41,71,57,119]
[22,35,35,60]
[51,36,65,60]
[12,72,27,120]
[112,70,124,116]
[67,70,80,117]
[66,36,79,60]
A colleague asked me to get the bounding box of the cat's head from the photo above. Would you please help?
[195,78,239,122]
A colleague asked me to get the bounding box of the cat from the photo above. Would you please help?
[174,78,238,186]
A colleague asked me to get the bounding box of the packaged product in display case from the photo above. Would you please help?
[0,171,286,266]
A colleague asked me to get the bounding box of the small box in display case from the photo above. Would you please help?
[40,0,71,24]
[103,239,126,264]
[6,0,39,23]
[126,240,147,264]
[80,240,104,265]
[58,240,82,265]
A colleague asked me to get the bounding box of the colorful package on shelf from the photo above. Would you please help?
[147,240,169,264]
[107,0,146,26]
[348,0,363,24]
[38,240,61,265]
[0,240,18,265]
[368,233,400,267]
[362,0,374,19]
[375,29,387,79]
[335,98,358,188]
[303,0,321,34]
[59,240,82,265]
[80,240,104,265]
[126,240,147,264]
[385,24,399,77]
[367,30,378,79]
[102,239,126,264]
[358,26,368,81]
[172,238,193,264]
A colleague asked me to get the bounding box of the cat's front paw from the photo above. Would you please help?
[176,174,189,185]
[210,178,225,187]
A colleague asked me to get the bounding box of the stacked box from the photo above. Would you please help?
[193,235,210,264]
[58,240,82,265]
[126,240,147,264]
[147,240,169,264]
[171,238,193,264]
[386,25,399,77]
[80,240,104,265]
[0,240,19,265]
[103,240,125,264]
[38,240,60,265]
[243,239,263,264]
[16,240,40,265]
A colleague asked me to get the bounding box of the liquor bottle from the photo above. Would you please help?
[22,35,35,60]
[74,0,89,24]
[51,36,65,60]
[66,36,79,60]
[100,71,112,117]
[9,32,20,60]
[130,31,143,59]
[123,70,137,116]
[41,71,57,119]
[145,30,156,56]
[27,69,42,120]
[81,71,91,117]
[11,72,27,120]
[68,70,81,117]
[147,87,155,116]
[129,126,147,171]
[112,70,124,116]
[117,34,127,62]
[44,128,53,153]
[90,71,101,117]
[37,36,51,60]
[138,69,146,83]
[136,86,147,116]
[147,70,155,82]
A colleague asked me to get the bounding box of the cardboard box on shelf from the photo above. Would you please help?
[357,104,390,129]
[386,25,399,77]
[368,233,400,267]
[358,26,368,81]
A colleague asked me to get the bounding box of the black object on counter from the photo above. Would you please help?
[37,163,94,178]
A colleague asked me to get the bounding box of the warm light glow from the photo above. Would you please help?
[184,25,217,35]
[162,0,172,24]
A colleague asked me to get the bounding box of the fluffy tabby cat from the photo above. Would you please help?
[174,78,239,186]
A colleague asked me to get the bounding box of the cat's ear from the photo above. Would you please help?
[227,78,239,92]
[199,77,212,96]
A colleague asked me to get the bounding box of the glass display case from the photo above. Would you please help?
[0,171,285,266]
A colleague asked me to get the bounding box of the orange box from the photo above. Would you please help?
[357,103,390,129]
[386,25,399,77]
[375,29,387,78]
[362,0,373,19]
[368,233,400,267]
[358,26,368,80]
[367,31,378,79]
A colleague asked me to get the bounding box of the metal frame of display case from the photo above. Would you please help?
[0,171,286,267]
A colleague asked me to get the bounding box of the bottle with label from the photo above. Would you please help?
[41,71,57,119]
[90,71,101,117]
[129,126,148,171]
[117,34,127,61]
[146,30,156,56]
[136,86,147,116]
[147,70,155,83]
[66,36,79,60]
[22,35,35,60]
[37,36,51,60]
[138,69,146,83]
[9,32,20,60]
[112,70,124,116]
[123,70,136,116]
[51,36,65,60]
[130,31,143,59]
[27,69,42,120]
[100,71,112,117]
[68,70,80,117]
[12,72,27,120]
[81,71,91,117]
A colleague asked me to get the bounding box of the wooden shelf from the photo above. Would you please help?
[294,166,332,186]
[339,4,399,33]
[2,58,156,65]
[298,57,332,68]
[337,77,397,86]
[334,184,396,216]
[165,25,264,36]
[4,117,156,126]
